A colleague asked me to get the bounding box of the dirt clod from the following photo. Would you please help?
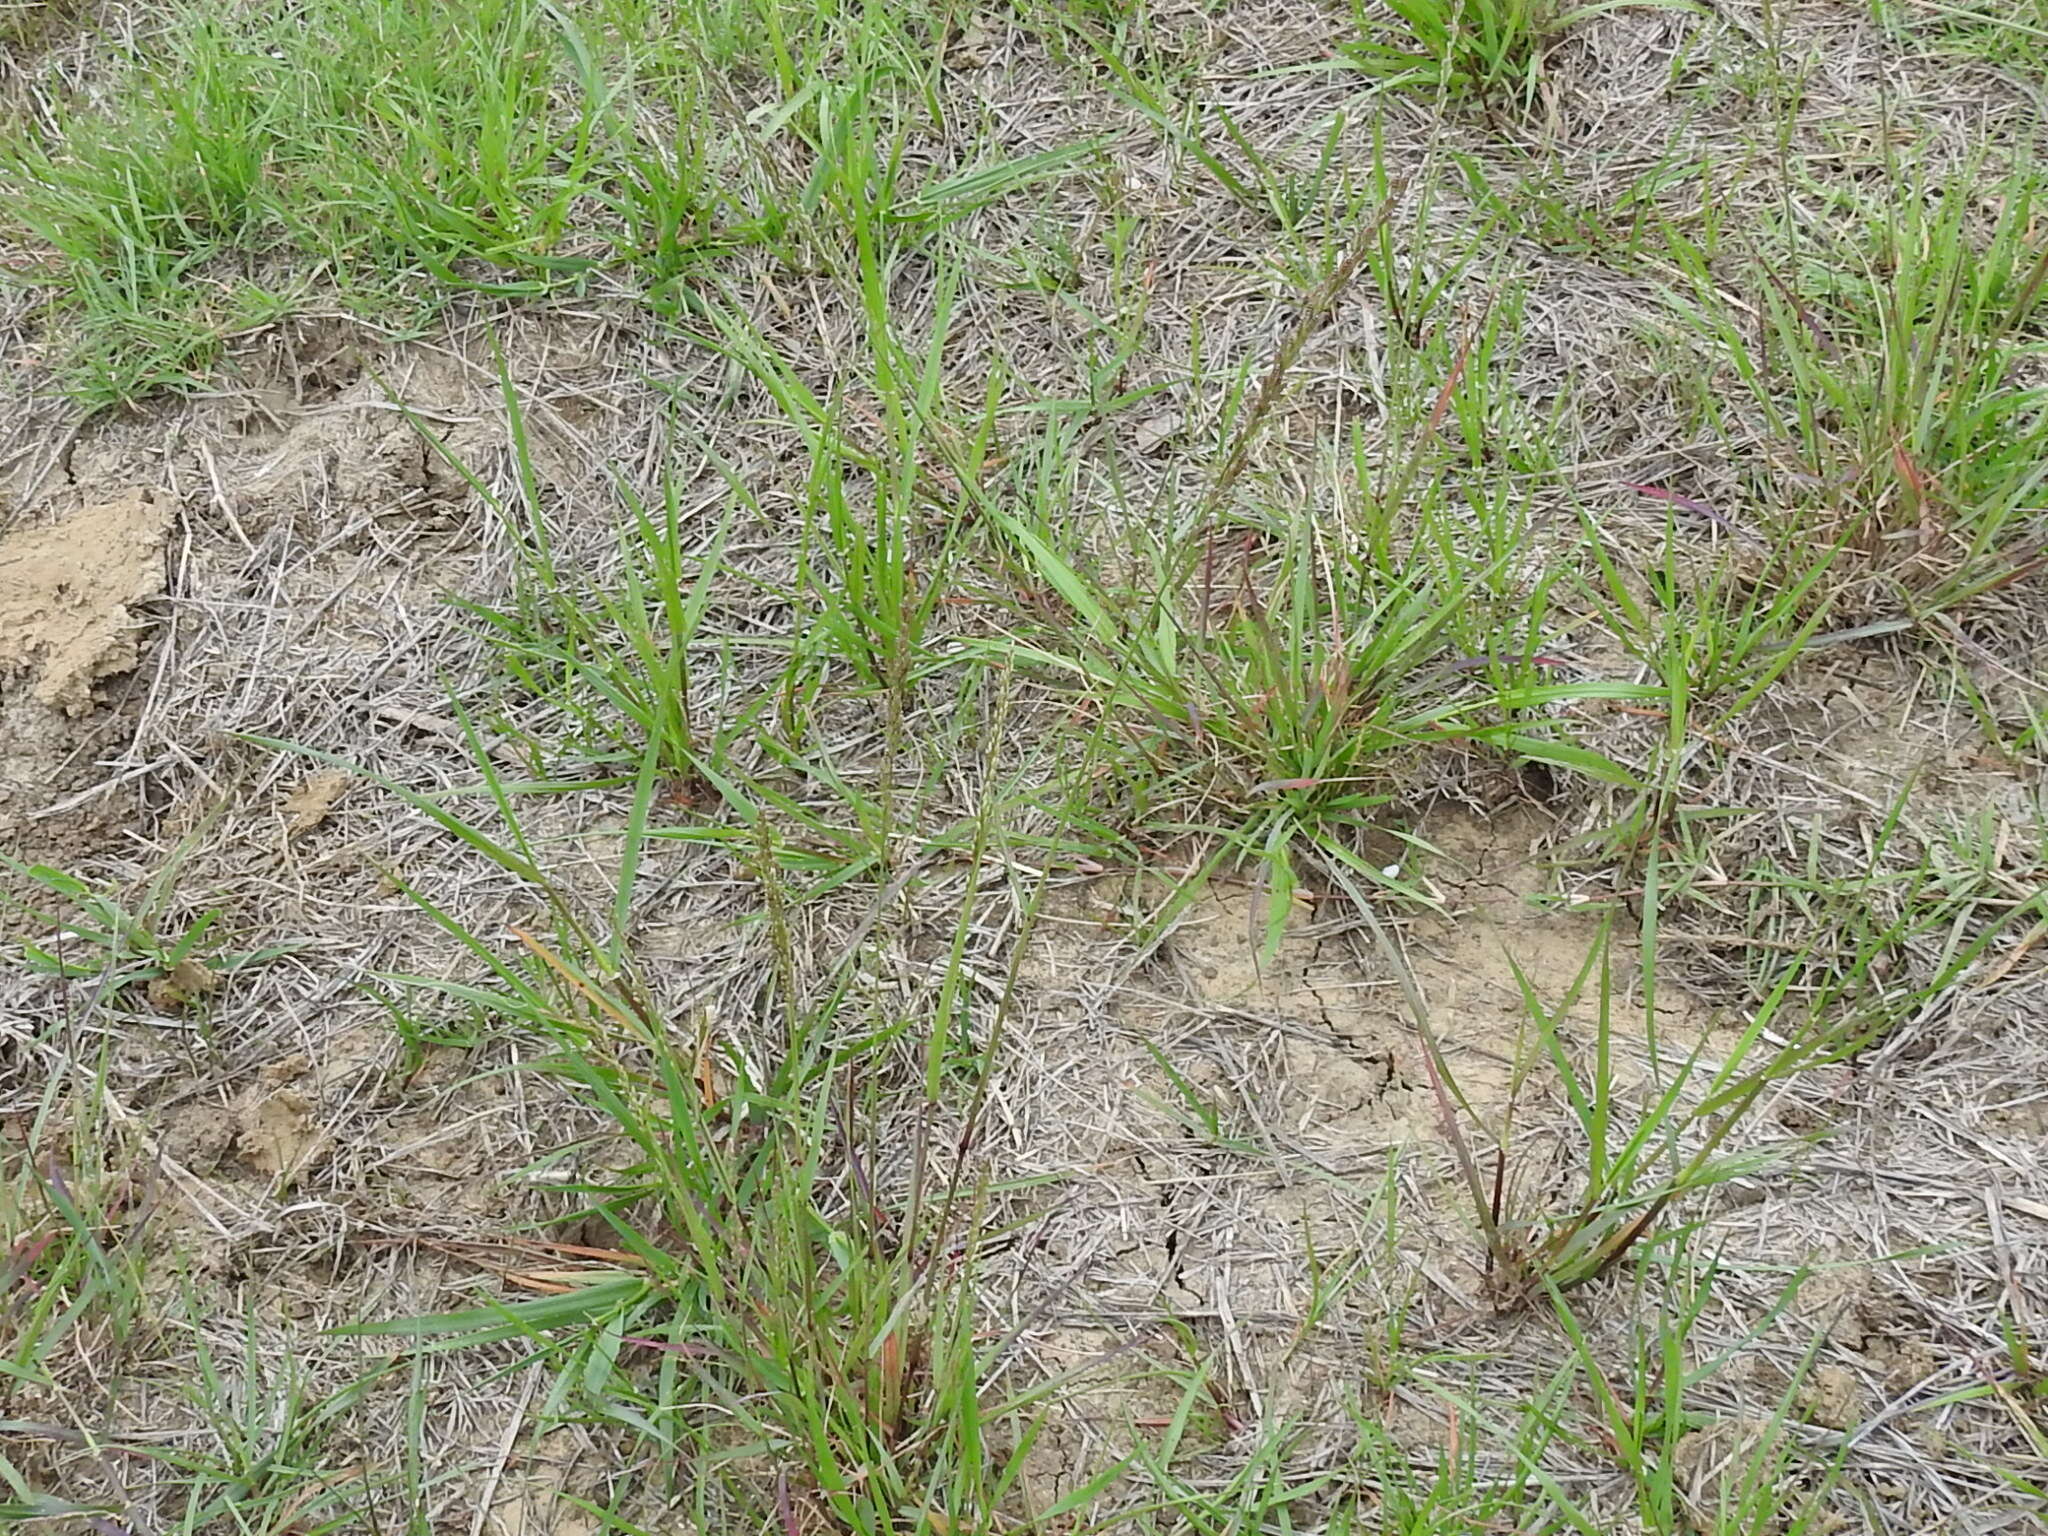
[236,1056,332,1178]
[1801,1364,1866,1432]
[0,486,170,716]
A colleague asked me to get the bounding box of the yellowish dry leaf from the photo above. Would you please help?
[282,767,352,839]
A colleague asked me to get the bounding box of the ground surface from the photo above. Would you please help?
[4,0,2048,1531]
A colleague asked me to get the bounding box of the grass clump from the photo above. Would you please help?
[1346,0,1680,105]
[997,482,1653,952]
[1663,160,2048,616]
[1383,902,1860,1311]
[318,726,1103,1535]
[983,210,1659,951]
[3,854,297,1010]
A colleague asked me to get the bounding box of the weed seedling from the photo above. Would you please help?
[3,856,295,1008]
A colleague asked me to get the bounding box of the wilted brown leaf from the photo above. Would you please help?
[282,767,352,840]
[145,957,219,1011]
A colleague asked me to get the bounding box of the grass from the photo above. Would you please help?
[1,1075,144,1399]
[1869,0,2048,71]
[1398,912,1850,1310]
[1346,0,1693,107]
[4,0,2048,1529]
[272,724,1113,1533]
[2,853,299,1011]
[0,0,1093,400]
[222,344,1987,1526]
[993,469,1652,952]
[1656,155,2048,616]
[232,735,1868,1532]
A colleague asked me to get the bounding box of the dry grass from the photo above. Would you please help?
[3,0,2048,1531]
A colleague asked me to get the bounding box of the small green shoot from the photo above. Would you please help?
[3,856,296,1005]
